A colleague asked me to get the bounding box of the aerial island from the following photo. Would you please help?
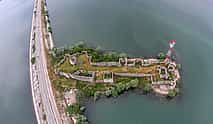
[47,41,181,124]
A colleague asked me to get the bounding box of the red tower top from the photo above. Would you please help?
[166,40,176,60]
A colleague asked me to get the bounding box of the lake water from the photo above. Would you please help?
[47,0,213,124]
[1,0,213,124]
[0,0,36,123]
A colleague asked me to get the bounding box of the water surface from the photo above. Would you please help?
[47,0,213,124]
[0,0,36,123]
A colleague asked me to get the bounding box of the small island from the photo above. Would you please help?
[46,40,181,124]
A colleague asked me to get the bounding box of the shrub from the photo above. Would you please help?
[94,91,101,101]
[104,73,112,79]
[76,114,89,124]
[143,83,151,92]
[105,89,112,97]
[32,44,36,53]
[176,64,181,69]
[111,87,118,97]
[66,103,81,115]
[158,52,166,60]
[44,10,48,16]
[31,57,36,64]
[48,26,52,33]
[129,78,139,88]
[167,89,177,98]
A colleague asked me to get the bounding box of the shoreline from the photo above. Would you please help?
[50,43,181,123]
[81,85,182,104]
[53,43,181,95]
[83,88,182,123]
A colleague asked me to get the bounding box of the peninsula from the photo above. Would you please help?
[50,40,180,98]
[48,41,181,123]
[29,0,181,123]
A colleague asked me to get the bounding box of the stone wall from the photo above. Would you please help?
[90,62,121,67]
[114,72,152,77]
[55,69,95,82]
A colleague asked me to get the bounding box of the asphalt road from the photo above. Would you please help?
[32,0,63,123]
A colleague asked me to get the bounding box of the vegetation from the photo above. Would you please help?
[50,42,126,63]
[75,114,89,124]
[47,18,51,23]
[93,78,139,99]
[78,71,93,77]
[66,103,89,124]
[48,26,52,33]
[52,80,64,92]
[94,91,102,101]
[66,103,82,115]
[51,42,160,76]
[176,64,181,69]
[46,42,181,124]
[32,32,36,41]
[138,78,152,92]
[105,89,112,97]
[104,73,112,79]
[158,52,166,61]
[31,57,36,64]
[32,44,36,53]
[168,71,174,80]
[44,10,48,16]
[167,89,177,98]
[72,76,146,101]
[50,43,179,100]
[143,83,152,92]
[91,51,120,62]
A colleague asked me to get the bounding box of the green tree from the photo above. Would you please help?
[176,64,181,69]
[48,26,52,33]
[32,44,36,53]
[76,114,89,124]
[116,83,125,93]
[66,103,81,115]
[158,52,166,59]
[94,91,101,101]
[119,53,127,58]
[111,87,118,97]
[143,83,151,92]
[31,57,36,64]
[168,89,177,98]
[129,79,139,88]
[105,89,112,97]
[125,82,131,90]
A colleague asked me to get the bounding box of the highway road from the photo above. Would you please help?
[30,0,64,123]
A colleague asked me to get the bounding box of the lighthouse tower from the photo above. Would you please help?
[165,39,176,62]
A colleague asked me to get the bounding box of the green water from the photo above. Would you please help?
[47,0,213,124]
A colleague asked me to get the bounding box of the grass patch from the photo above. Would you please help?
[58,53,157,74]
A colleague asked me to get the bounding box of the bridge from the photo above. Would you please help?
[29,0,70,123]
